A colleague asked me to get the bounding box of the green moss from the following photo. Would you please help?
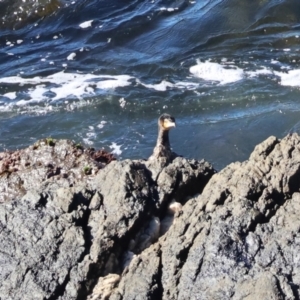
[46,137,55,146]
[83,166,91,175]
[76,143,83,150]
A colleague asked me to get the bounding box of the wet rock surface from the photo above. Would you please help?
[2,134,300,299]
[0,0,63,29]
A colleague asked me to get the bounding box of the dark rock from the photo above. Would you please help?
[0,138,214,299]
[0,186,90,300]
[154,157,215,208]
[87,149,116,165]
[3,134,300,299]
[110,244,163,300]
[109,134,300,300]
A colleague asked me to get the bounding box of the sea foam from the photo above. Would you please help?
[276,69,300,87]
[0,72,134,103]
[0,63,299,114]
[190,60,244,84]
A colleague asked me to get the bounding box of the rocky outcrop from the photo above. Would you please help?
[109,134,300,300]
[2,134,300,299]
[0,138,115,203]
[0,139,214,300]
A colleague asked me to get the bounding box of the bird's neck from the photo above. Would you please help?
[157,129,170,149]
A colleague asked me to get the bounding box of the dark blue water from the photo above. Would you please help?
[0,0,300,170]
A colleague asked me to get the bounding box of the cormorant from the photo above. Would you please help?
[149,113,176,162]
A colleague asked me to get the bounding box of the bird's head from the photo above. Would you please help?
[158,113,176,130]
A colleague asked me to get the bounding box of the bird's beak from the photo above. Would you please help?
[164,120,176,129]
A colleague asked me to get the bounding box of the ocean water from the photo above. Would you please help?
[0,0,300,170]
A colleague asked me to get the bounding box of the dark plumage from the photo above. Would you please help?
[149,113,176,161]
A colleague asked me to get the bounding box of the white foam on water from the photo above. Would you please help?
[175,81,198,89]
[15,85,48,106]
[138,79,174,91]
[110,142,122,155]
[67,53,76,60]
[1,62,300,115]
[0,72,134,104]
[82,126,97,145]
[26,85,48,103]
[159,7,178,12]
[137,79,198,91]
[83,138,94,145]
[0,75,43,84]
[275,69,300,87]
[271,59,279,64]
[15,99,30,106]
[246,67,273,78]
[3,92,16,99]
[79,20,93,28]
[97,121,107,129]
[86,132,96,138]
[190,60,277,84]
[96,75,133,89]
[119,97,126,108]
[190,60,244,85]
